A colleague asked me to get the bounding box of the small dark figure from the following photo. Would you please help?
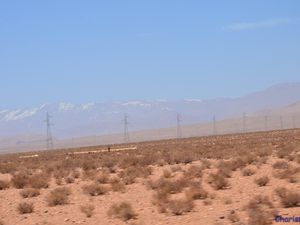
[108,146,111,152]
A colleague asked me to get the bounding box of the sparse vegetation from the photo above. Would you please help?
[255,176,270,187]
[208,172,229,190]
[47,187,71,206]
[275,187,300,208]
[20,188,40,198]
[80,204,95,218]
[17,202,34,214]
[168,198,194,215]
[0,180,10,190]
[108,202,137,221]
[82,183,106,196]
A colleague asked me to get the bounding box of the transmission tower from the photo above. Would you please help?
[45,112,53,150]
[213,115,217,135]
[242,112,247,133]
[264,116,268,131]
[123,114,130,143]
[280,115,284,130]
[292,114,296,129]
[176,113,182,139]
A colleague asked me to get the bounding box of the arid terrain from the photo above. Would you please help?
[1,129,300,225]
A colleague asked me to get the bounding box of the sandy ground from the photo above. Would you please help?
[1,156,300,225]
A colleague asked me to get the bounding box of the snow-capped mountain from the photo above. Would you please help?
[1,82,300,141]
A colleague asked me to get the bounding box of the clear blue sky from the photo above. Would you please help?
[1,1,299,108]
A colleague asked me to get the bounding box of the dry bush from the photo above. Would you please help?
[0,180,10,190]
[242,153,258,165]
[110,178,126,193]
[168,198,194,215]
[184,165,203,179]
[65,176,75,184]
[152,190,169,213]
[207,173,229,190]
[17,202,34,214]
[82,183,106,196]
[273,165,300,183]
[108,202,137,221]
[148,176,188,194]
[170,165,182,173]
[276,147,293,159]
[162,169,172,178]
[20,188,40,198]
[273,160,289,169]
[47,187,71,206]
[247,195,276,225]
[80,204,95,218]
[255,176,270,187]
[29,173,49,189]
[242,167,256,176]
[201,159,212,169]
[11,173,29,189]
[119,166,152,185]
[185,182,208,200]
[275,187,300,208]
[96,171,110,184]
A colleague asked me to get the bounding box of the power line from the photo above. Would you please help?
[176,113,182,139]
[123,114,130,143]
[45,112,53,150]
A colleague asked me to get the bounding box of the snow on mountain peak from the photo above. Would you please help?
[59,102,75,111]
[81,102,95,111]
[121,101,151,107]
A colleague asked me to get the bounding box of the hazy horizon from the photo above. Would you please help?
[1,1,300,108]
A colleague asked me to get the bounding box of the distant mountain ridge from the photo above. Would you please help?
[1,82,300,141]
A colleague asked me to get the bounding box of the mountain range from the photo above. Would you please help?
[1,82,300,152]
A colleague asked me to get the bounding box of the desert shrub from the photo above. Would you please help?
[17,202,34,214]
[170,165,182,173]
[242,153,258,165]
[65,176,75,184]
[82,183,106,196]
[20,188,40,198]
[247,195,276,225]
[0,180,10,190]
[107,202,137,221]
[47,187,71,206]
[207,173,229,190]
[119,166,152,185]
[96,171,110,184]
[273,166,300,182]
[242,167,256,176]
[29,173,49,189]
[168,198,194,215]
[184,165,203,179]
[275,187,300,208]
[110,178,126,193]
[148,176,188,194]
[152,190,169,213]
[185,181,208,200]
[255,176,270,187]
[80,204,95,218]
[11,173,29,189]
[276,147,293,159]
[273,160,289,169]
[201,159,212,169]
[162,169,172,178]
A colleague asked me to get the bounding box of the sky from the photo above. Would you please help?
[0,0,300,109]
